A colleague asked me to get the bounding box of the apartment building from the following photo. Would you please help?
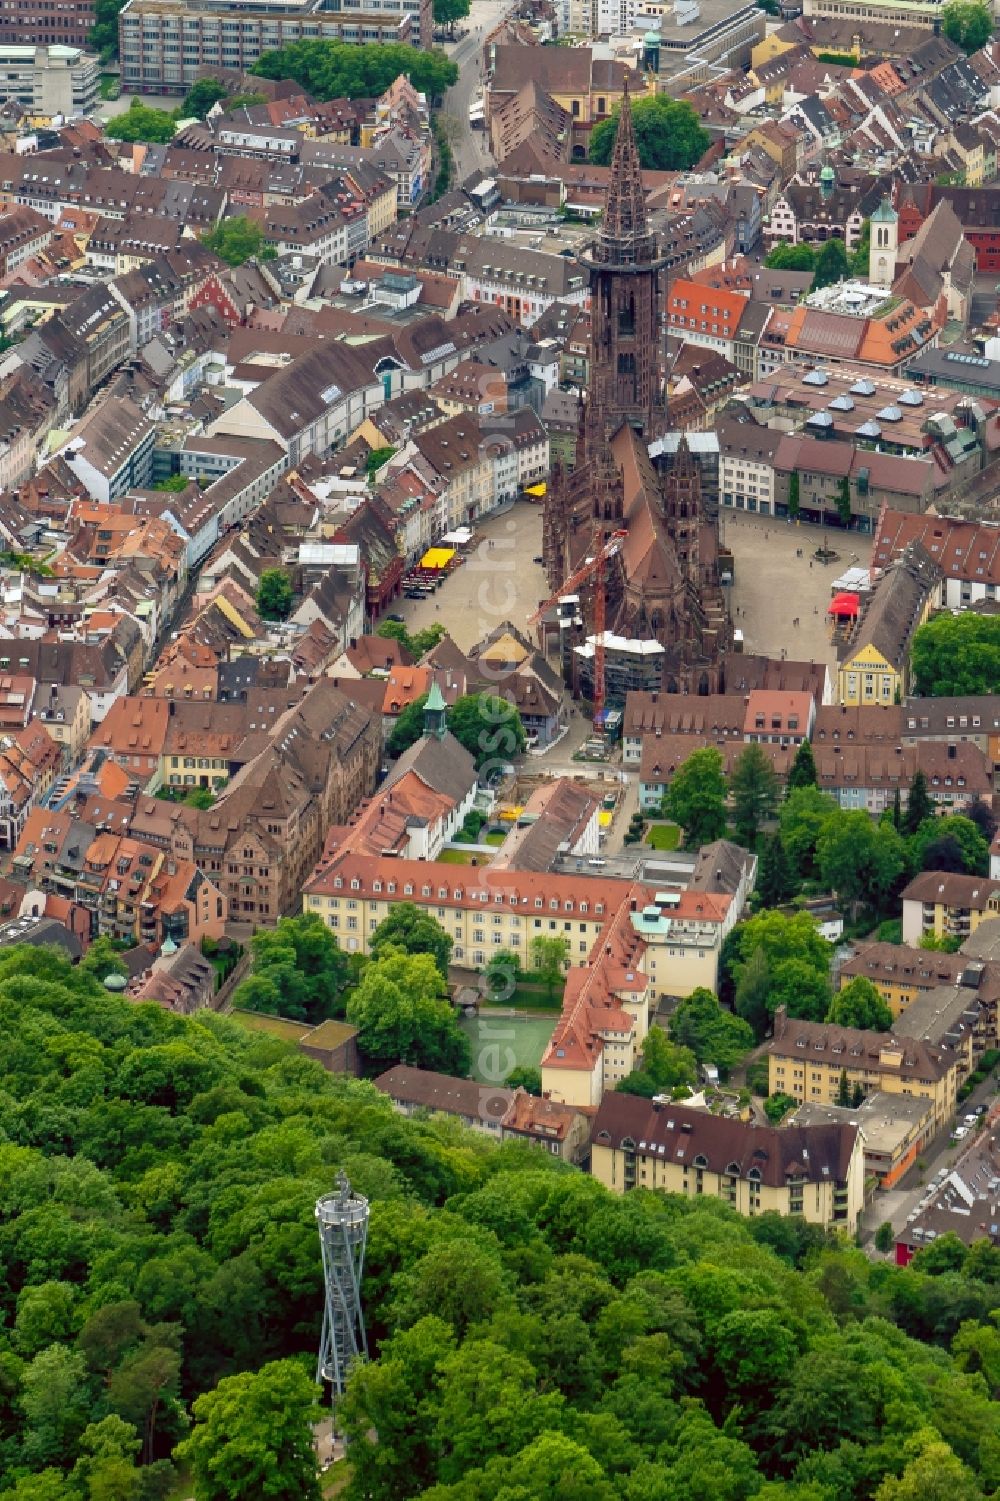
[0,43,98,117]
[59,398,156,504]
[765,1005,960,1130]
[118,0,425,95]
[838,941,971,1018]
[590,1095,864,1232]
[901,871,1000,947]
[0,207,51,279]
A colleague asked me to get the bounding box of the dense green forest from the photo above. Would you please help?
[0,946,998,1500]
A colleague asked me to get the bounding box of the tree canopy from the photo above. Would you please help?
[89,0,128,58]
[665,747,728,848]
[728,910,833,1037]
[447,693,527,769]
[810,237,849,291]
[433,0,470,32]
[763,243,816,271]
[202,216,276,269]
[941,0,993,52]
[255,568,293,621]
[181,78,229,119]
[0,945,998,1500]
[730,743,780,848]
[667,986,754,1077]
[827,976,893,1032]
[370,902,453,977]
[346,949,470,1076]
[104,99,177,144]
[231,912,349,1024]
[911,613,1000,697]
[588,95,710,171]
[251,40,458,99]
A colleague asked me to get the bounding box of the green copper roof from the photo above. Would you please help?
[872,196,897,222]
[425,680,446,713]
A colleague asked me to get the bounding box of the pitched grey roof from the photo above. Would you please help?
[384,729,477,804]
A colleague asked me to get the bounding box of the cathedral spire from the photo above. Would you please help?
[597,74,653,265]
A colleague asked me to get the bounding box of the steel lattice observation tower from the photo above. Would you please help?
[315,1171,369,1402]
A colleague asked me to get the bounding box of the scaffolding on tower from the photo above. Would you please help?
[529,529,626,730]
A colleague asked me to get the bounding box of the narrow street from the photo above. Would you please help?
[438,0,513,183]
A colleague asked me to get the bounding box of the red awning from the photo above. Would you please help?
[828,592,860,616]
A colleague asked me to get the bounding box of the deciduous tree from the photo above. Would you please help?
[941,0,993,53]
[177,1359,322,1501]
[827,976,893,1031]
[105,99,177,144]
[530,934,570,1001]
[346,950,470,1074]
[666,746,728,848]
[182,78,228,118]
[589,95,709,171]
[255,568,292,620]
[810,237,849,291]
[371,902,453,977]
[667,987,753,1077]
[911,613,1000,696]
[446,693,526,770]
[252,39,457,100]
[763,243,816,271]
[433,0,470,33]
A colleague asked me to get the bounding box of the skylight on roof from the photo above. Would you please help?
[898,388,923,406]
[802,368,829,386]
[828,395,855,411]
[877,405,902,422]
[857,420,881,438]
[850,378,876,396]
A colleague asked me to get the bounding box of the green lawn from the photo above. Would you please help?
[484,831,506,846]
[460,1015,555,1083]
[645,822,681,851]
[437,848,476,864]
[99,73,120,100]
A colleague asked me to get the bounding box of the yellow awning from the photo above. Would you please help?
[419,546,456,569]
[525,482,546,497]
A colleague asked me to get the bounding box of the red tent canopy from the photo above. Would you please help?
[828,592,860,616]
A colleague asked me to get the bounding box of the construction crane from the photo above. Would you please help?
[529,530,626,727]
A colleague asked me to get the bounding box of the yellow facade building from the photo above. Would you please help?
[766,1006,959,1130]
[901,870,1000,947]
[837,940,967,1018]
[590,1094,865,1231]
[303,849,733,1110]
[837,543,939,706]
